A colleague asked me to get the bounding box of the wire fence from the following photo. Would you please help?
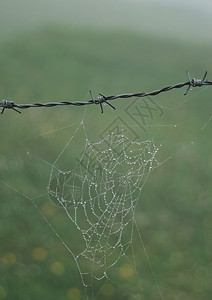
[1,71,211,115]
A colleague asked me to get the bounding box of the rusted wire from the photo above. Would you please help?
[1,71,211,115]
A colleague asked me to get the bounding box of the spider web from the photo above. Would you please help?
[48,128,160,288]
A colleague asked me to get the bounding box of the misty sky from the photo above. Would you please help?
[0,0,212,43]
[125,0,212,10]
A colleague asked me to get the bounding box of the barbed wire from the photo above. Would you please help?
[1,71,211,115]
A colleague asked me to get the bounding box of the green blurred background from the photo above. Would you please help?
[0,1,212,299]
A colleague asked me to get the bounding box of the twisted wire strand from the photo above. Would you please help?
[1,71,211,115]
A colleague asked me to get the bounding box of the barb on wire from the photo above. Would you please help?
[184,71,208,95]
[89,90,116,114]
[1,71,211,115]
[1,99,21,114]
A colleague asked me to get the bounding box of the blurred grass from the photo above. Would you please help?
[0,27,212,300]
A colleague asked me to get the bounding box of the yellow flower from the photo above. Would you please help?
[32,247,47,261]
[119,263,134,278]
[66,288,81,300]
[50,261,64,275]
[2,252,16,265]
